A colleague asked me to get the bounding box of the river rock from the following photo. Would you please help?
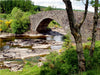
[38,62,43,67]
[38,57,46,62]
[10,64,23,72]
[2,48,35,59]
[32,44,51,49]
[3,61,23,72]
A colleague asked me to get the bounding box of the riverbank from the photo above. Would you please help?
[0,28,65,71]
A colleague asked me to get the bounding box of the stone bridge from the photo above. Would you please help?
[30,10,100,41]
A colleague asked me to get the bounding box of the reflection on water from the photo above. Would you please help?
[51,45,62,50]
[47,35,63,50]
[2,45,10,50]
[46,35,63,42]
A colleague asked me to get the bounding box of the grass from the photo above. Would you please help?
[48,20,61,28]
[82,67,100,75]
[0,64,41,75]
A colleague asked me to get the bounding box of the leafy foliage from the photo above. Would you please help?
[0,64,40,75]
[0,20,12,32]
[63,33,72,49]
[10,7,31,34]
[48,20,61,28]
[0,0,40,14]
[40,41,100,75]
[45,6,54,11]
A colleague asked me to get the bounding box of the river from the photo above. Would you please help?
[0,33,64,70]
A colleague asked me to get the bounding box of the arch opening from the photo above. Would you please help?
[36,18,63,35]
[36,18,53,33]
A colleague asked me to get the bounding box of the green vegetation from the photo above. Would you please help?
[0,0,41,34]
[0,7,32,34]
[0,0,100,74]
[0,0,63,34]
[44,6,54,11]
[39,6,64,11]
[48,20,61,28]
[0,64,41,75]
[10,7,31,34]
[87,37,92,41]
[0,41,100,75]
[0,0,40,14]
[40,41,100,75]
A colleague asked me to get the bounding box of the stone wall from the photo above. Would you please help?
[30,10,100,42]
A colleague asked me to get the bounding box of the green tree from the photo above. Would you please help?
[90,0,99,56]
[45,6,53,11]
[10,7,31,34]
[63,0,89,72]
[0,0,35,14]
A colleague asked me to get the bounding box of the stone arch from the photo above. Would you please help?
[36,18,53,33]
[30,10,100,42]
[36,18,64,33]
[30,10,69,33]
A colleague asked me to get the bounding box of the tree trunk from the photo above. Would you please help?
[74,32,85,71]
[71,28,85,71]
[90,0,98,57]
[63,0,89,72]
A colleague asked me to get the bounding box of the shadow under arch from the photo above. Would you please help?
[36,18,53,33]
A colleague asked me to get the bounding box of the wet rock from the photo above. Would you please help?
[0,56,7,61]
[3,61,23,72]
[10,64,23,72]
[2,48,35,59]
[19,42,32,48]
[39,57,46,62]
[3,53,16,59]
[14,39,22,42]
[38,62,43,67]
[32,44,51,49]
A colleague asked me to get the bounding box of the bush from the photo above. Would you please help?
[0,0,35,14]
[40,48,78,75]
[0,22,8,32]
[87,37,92,41]
[45,6,54,11]
[0,20,12,32]
[10,7,31,34]
[11,7,24,20]
[63,33,72,49]
[40,41,100,75]
[0,14,7,19]
[48,20,61,28]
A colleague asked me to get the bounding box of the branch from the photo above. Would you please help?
[82,0,85,5]
[63,0,76,28]
[79,0,89,28]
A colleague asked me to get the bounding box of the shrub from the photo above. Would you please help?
[40,41,100,75]
[63,33,72,49]
[48,20,60,28]
[10,8,31,34]
[11,7,24,20]
[40,48,78,75]
[0,22,8,32]
[87,37,92,41]
[0,20,12,32]
[0,14,7,19]
[45,6,54,11]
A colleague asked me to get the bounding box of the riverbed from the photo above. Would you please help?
[0,28,66,71]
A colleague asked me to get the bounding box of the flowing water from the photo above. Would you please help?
[0,34,64,69]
